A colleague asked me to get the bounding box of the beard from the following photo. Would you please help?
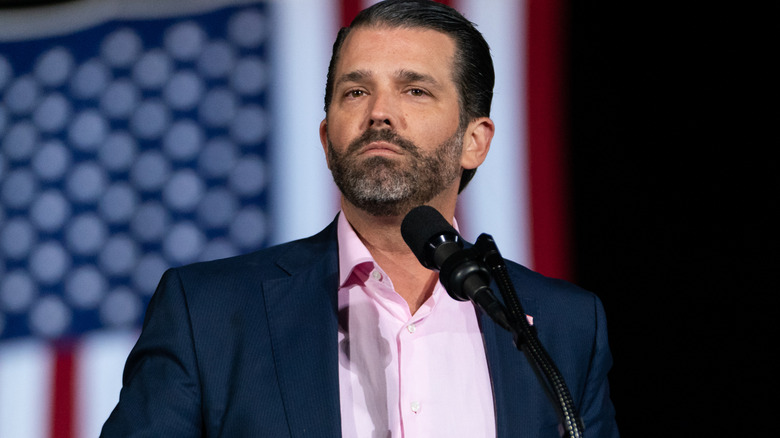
[327,127,464,217]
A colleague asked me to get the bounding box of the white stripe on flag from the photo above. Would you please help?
[456,0,531,267]
[0,340,53,438]
[75,331,139,438]
[268,0,341,244]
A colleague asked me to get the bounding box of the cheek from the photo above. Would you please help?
[326,115,359,147]
[416,117,460,147]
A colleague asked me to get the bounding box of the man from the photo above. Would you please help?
[102,1,618,437]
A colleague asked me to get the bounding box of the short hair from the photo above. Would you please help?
[324,0,495,192]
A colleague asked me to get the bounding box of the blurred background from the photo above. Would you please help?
[1,0,775,437]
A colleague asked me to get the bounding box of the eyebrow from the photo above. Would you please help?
[335,69,440,88]
[335,69,371,88]
[396,69,439,87]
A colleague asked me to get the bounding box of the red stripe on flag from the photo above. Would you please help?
[340,0,363,27]
[340,0,454,28]
[526,0,571,280]
[51,343,75,438]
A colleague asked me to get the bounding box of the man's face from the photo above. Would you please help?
[321,26,465,217]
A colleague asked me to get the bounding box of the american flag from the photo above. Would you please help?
[0,0,568,436]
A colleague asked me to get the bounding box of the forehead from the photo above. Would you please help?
[335,26,457,82]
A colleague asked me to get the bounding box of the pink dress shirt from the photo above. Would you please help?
[336,213,496,438]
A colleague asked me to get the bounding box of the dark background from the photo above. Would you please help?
[568,3,776,436]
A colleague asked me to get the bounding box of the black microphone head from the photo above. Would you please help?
[401,205,460,269]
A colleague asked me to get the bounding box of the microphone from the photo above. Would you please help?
[402,206,584,437]
[401,206,510,329]
[401,205,462,272]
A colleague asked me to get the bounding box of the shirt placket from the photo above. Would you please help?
[397,307,433,437]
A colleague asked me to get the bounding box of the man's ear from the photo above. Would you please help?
[319,118,331,169]
[460,117,494,170]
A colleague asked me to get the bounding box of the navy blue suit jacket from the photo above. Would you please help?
[102,219,618,437]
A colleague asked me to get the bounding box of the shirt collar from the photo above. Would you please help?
[336,211,460,289]
[337,212,375,287]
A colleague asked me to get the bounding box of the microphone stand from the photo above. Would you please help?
[472,234,585,438]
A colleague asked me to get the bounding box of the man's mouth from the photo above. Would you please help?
[360,141,403,156]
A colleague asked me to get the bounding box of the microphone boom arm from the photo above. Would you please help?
[474,234,585,438]
[399,205,584,437]
[439,247,512,331]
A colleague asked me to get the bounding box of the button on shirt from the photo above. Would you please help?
[336,214,496,438]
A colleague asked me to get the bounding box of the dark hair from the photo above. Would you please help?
[324,0,495,192]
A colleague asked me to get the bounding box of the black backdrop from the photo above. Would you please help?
[569,3,776,436]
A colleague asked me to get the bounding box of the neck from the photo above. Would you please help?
[341,199,456,314]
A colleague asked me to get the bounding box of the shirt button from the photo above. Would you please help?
[410,401,420,413]
[371,270,382,281]
[407,323,416,333]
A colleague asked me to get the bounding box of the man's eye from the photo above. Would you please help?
[347,89,365,98]
[408,88,426,97]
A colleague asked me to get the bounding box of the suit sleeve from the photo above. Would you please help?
[579,294,620,437]
[101,268,203,437]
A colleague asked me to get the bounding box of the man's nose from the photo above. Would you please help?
[368,91,397,129]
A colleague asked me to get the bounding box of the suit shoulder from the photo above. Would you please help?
[505,260,593,299]
[171,220,338,284]
[503,259,606,322]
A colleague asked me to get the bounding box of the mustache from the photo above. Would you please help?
[346,129,420,156]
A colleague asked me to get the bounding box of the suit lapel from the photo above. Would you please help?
[262,224,342,438]
[481,297,551,438]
